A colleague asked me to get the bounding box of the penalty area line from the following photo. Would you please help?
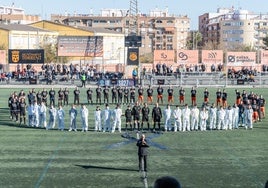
[34,132,66,188]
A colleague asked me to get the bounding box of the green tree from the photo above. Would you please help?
[187,31,202,50]
[140,53,153,64]
[263,35,268,48]
[42,43,57,64]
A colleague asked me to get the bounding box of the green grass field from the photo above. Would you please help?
[0,86,267,188]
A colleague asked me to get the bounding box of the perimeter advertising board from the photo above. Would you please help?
[177,50,198,64]
[227,52,256,66]
[153,50,174,65]
[202,50,223,65]
[8,49,44,64]
[58,36,103,57]
[0,50,6,64]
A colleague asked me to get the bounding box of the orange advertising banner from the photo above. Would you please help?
[154,50,174,63]
[0,50,6,64]
[177,50,198,64]
[227,52,256,66]
[261,50,268,64]
[202,50,223,64]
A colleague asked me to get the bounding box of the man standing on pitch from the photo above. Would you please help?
[136,134,149,174]
[152,103,162,131]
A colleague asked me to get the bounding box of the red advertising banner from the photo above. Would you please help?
[227,52,256,66]
[177,50,198,64]
[261,50,268,64]
[202,50,223,65]
[0,50,6,64]
[154,50,174,64]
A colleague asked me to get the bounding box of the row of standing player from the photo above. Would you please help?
[8,96,265,133]
[8,87,265,130]
[8,86,267,109]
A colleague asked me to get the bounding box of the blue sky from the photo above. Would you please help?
[3,0,268,29]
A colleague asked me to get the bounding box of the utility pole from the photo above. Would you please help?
[129,0,138,36]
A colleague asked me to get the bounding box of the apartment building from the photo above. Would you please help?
[0,4,40,24]
[51,8,190,55]
[199,8,268,50]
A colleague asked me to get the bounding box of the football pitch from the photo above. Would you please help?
[0,86,267,188]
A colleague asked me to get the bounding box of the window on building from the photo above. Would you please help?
[156,44,162,49]
[156,36,162,42]
[167,44,173,50]
[167,36,173,42]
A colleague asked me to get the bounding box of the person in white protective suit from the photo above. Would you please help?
[217,106,226,130]
[232,103,239,129]
[190,105,199,131]
[94,106,102,132]
[112,104,122,133]
[38,102,47,128]
[32,101,39,127]
[225,105,233,130]
[164,104,172,131]
[182,104,191,131]
[47,105,57,130]
[69,104,78,131]
[57,105,65,131]
[199,107,208,131]
[173,105,182,132]
[80,104,89,132]
[209,103,217,130]
[102,104,112,132]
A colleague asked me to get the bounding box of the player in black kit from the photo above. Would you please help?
[157,85,164,104]
[103,86,109,104]
[132,101,141,130]
[58,88,64,107]
[141,103,150,130]
[86,87,93,104]
[49,88,56,107]
[152,103,162,131]
[125,105,133,131]
[130,87,136,104]
[19,98,27,125]
[63,87,69,106]
[73,87,80,105]
[41,88,48,106]
[117,86,123,104]
[123,87,129,104]
[111,86,117,104]
[96,85,102,105]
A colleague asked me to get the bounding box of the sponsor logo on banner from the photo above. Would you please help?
[154,50,174,62]
[202,50,223,64]
[11,50,20,63]
[227,52,256,66]
[8,49,44,64]
[127,48,139,66]
[129,52,138,61]
[177,50,198,64]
